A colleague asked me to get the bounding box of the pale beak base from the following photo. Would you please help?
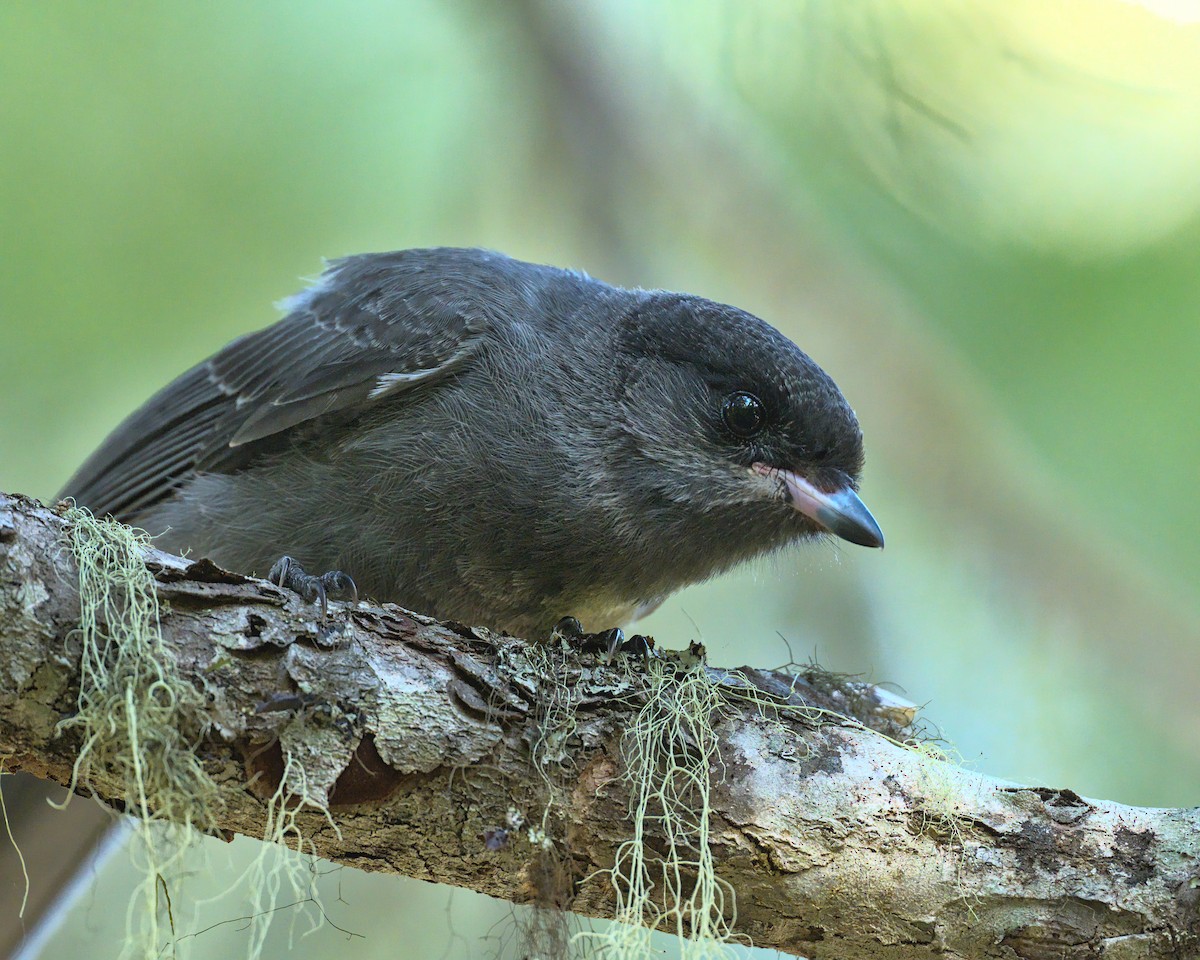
[753,463,884,548]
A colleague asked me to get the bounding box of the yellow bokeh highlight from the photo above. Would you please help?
[733,0,1200,254]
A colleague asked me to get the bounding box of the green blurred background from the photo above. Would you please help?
[2,1,1198,957]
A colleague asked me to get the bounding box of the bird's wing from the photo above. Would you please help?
[63,253,491,521]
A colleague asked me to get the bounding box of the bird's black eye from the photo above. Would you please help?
[721,391,766,438]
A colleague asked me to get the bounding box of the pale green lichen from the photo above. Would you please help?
[56,506,333,959]
[905,740,981,918]
[57,506,220,958]
[240,751,341,959]
[577,648,742,960]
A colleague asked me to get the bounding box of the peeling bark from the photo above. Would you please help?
[0,491,1196,959]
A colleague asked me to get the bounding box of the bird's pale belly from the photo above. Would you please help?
[558,594,666,634]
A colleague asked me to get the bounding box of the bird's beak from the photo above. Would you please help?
[754,464,885,548]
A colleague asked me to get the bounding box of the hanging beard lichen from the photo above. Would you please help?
[56,506,335,960]
[238,749,343,959]
[576,646,742,960]
[57,506,221,957]
[487,633,584,960]
[494,637,743,960]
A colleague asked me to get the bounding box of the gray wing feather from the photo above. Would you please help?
[62,250,492,521]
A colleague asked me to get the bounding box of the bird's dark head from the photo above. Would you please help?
[610,292,883,559]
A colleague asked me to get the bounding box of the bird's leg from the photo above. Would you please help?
[267,555,358,619]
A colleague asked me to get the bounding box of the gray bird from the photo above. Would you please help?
[61,247,883,637]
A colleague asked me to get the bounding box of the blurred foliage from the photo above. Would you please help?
[2,2,1199,958]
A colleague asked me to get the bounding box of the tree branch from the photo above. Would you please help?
[0,491,1196,959]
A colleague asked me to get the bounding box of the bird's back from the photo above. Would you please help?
[60,247,608,524]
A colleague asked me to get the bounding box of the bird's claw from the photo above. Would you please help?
[268,555,359,619]
[550,616,655,663]
[550,616,585,642]
[615,631,655,661]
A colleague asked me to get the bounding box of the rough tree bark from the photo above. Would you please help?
[0,490,1196,959]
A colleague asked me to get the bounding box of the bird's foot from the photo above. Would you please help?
[550,616,655,663]
[268,555,358,619]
